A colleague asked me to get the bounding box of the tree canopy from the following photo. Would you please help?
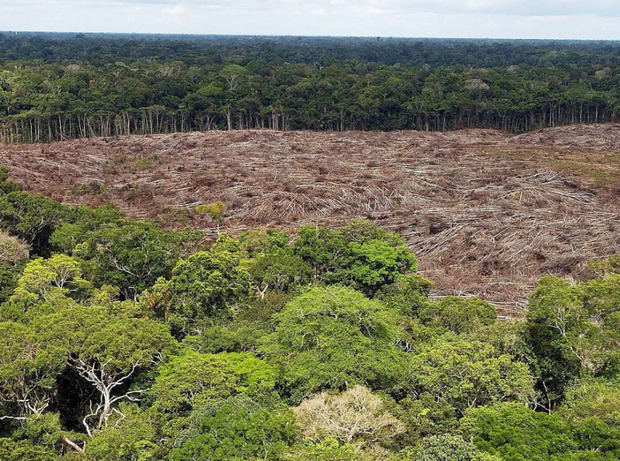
[3,35,620,142]
[0,172,617,460]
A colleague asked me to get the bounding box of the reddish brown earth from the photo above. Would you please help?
[1,124,619,316]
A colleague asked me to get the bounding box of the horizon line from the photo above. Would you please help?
[2,30,620,43]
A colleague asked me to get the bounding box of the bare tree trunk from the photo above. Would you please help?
[61,435,85,454]
[225,106,233,131]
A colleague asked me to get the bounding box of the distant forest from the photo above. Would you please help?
[1,33,620,141]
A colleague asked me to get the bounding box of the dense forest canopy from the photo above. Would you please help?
[1,33,620,141]
[2,34,620,67]
[0,164,618,460]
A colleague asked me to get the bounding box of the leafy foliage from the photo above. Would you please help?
[459,403,578,461]
[85,403,157,461]
[526,274,620,407]
[0,322,62,421]
[0,231,28,304]
[144,249,250,336]
[3,36,620,141]
[0,168,22,196]
[0,191,68,256]
[151,351,275,416]
[559,378,620,456]
[0,171,617,461]
[259,286,407,402]
[400,434,499,461]
[170,396,298,461]
[408,338,535,415]
[419,296,497,334]
[73,221,191,300]
[3,255,91,319]
[196,201,226,225]
[244,252,313,295]
[376,273,434,316]
[0,438,56,461]
[284,438,363,461]
[31,304,174,435]
[292,221,416,295]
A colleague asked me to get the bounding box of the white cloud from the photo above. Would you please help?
[161,3,187,16]
[0,0,619,38]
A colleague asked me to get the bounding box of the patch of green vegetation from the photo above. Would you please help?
[4,36,620,142]
[102,156,154,174]
[0,168,618,461]
[132,157,154,170]
[548,157,620,187]
[71,181,107,196]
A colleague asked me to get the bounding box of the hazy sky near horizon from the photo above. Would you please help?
[1,0,619,40]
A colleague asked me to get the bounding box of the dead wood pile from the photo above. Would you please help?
[1,125,618,316]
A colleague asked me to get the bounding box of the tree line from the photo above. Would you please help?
[3,34,620,68]
[1,35,620,142]
[0,166,618,460]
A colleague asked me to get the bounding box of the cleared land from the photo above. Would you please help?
[1,124,619,316]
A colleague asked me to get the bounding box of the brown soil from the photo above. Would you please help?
[1,124,619,317]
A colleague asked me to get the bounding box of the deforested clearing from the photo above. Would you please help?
[1,123,619,316]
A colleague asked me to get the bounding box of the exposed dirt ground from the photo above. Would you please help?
[1,124,619,316]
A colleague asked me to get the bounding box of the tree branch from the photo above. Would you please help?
[61,435,86,454]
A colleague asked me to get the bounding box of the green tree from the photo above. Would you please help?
[0,322,62,422]
[151,351,275,416]
[526,274,620,408]
[0,438,56,461]
[149,350,278,452]
[32,304,174,436]
[400,434,500,461]
[194,291,294,354]
[344,239,417,296]
[292,225,347,279]
[170,395,298,461]
[408,338,535,415]
[0,191,68,256]
[284,438,362,461]
[73,221,189,300]
[259,286,407,403]
[244,252,312,296]
[389,393,459,448]
[4,254,91,318]
[459,402,577,461]
[418,296,497,334]
[49,204,125,255]
[0,167,22,196]
[0,231,28,304]
[376,273,433,316]
[144,249,250,337]
[559,378,620,456]
[292,220,416,295]
[7,412,72,458]
[196,201,226,226]
[237,228,290,259]
[86,403,157,461]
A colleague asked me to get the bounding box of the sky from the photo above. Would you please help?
[1,0,619,40]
